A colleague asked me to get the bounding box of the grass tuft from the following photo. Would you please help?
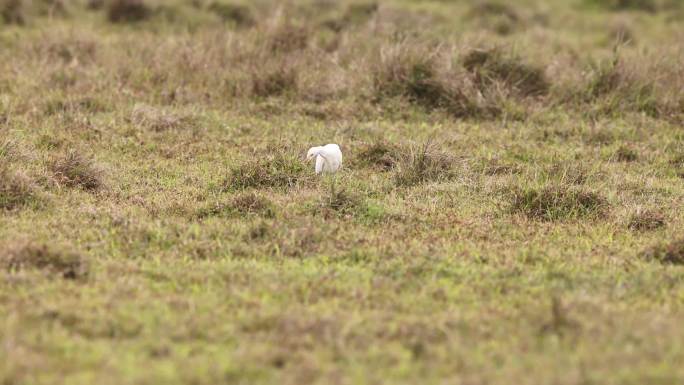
[197,192,276,218]
[468,1,521,35]
[548,161,590,185]
[231,192,276,217]
[614,145,639,162]
[1,240,88,279]
[463,48,550,97]
[373,49,449,110]
[208,2,254,27]
[373,43,499,118]
[267,24,309,53]
[225,151,308,191]
[353,141,402,171]
[86,0,105,11]
[480,157,522,176]
[586,0,657,12]
[394,143,456,187]
[344,2,378,25]
[327,188,364,214]
[583,53,661,117]
[1,0,25,25]
[511,185,609,221]
[107,0,152,23]
[252,66,298,98]
[643,238,684,265]
[669,153,684,168]
[49,150,104,191]
[0,138,19,161]
[322,2,378,32]
[0,166,40,210]
[628,209,665,231]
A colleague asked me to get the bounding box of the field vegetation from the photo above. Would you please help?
[1,0,684,384]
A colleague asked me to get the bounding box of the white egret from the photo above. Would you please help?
[306,144,342,174]
[306,144,343,202]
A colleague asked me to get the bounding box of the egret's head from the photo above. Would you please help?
[306,146,321,161]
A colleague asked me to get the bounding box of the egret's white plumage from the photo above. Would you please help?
[306,144,342,174]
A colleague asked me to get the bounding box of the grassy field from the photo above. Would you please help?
[1,0,684,384]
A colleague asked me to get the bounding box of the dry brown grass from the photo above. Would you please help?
[251,65,299,98]
[1,240,88,279]
[394,143,457,187]
[49,150,104,191]
[579,51,674,118]
[462,48,550,97]
[614,145,639,162]
[371,43,503,119]
[9,2,674,124]
[628,209,665,231]
[480,158,522,176]
[352,141,403,171]
[643,238,684,265]
[0,166,40,210]
[468,1,521,35]
[1,0,25,25]
[208,2,254,27]
[107,0,151,23]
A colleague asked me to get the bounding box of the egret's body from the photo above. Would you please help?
[306,144,342,174]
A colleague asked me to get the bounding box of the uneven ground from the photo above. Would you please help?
[1,0,684,384]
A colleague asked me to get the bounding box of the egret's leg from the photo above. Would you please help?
[324,173,337,206]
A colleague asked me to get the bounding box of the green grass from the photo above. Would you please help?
[1,0,684,384]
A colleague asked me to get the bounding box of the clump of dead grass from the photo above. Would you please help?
[352,141,403,171]
[1,0,25,25]
[326,188,364,214]
[643,238,684,265]
[628,208,665,231]
[107,0,152,23]
[672,153,684,178]
[267,23,309,53]
[669,153,684,168]
[373,48,449,109]
[0,166,40,210]
[344,2,378,24]
[394,143,457,187]
[1,240,88,279]
[463,48,550,97]
[586,0,657,12]
[49,150,104,191]
[208,2,254,27]
[251,66,299,98]
[548,161,591,185]
[372,45,491,118]
[614,145,639,162]
[479,157,522,176]
[0,138,19,161]
[322,2,378,32]
[272,225,323,258]
[86,0,105,10]
[511,184,609,221]
[582,53,661,117]
[468,1,521,35]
